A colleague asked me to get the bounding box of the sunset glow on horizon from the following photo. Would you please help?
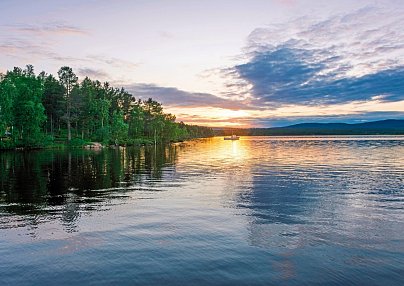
[1,0,404,127]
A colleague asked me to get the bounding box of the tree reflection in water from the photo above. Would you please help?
[0,145,178,231]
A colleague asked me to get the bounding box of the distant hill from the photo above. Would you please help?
[283,119,403,130]
[218,119,404,136]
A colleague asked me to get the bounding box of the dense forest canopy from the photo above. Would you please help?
[0,65,214,149]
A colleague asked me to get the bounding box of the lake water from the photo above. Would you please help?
[1,136,404,285]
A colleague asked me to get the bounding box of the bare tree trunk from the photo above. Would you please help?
[67,120,71,141]
[67,99,71,142]
[50,115,53,137]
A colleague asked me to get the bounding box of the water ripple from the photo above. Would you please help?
[0,136,403,285]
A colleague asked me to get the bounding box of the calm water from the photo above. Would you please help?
[1,136,404,285]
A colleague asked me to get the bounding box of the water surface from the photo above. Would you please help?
[1,136,404,285]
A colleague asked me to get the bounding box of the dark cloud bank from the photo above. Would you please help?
[125,84,245,110]
[229,6,404,106]
[232,46,404,106]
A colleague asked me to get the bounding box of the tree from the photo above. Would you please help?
[58,66,78,142]
[128,100,144,139]
[110,111,128,144]
[1,65,215,149]
[9,66,46,146]
[0,72,17,139]
[142,98,163,144]
[40,74,65,137]
[161,113,180,142]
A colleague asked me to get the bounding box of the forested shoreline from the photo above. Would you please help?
[0,65,214,149]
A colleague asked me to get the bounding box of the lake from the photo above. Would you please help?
[1,136,404,285]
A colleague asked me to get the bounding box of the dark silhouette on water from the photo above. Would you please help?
[0,145,177,228]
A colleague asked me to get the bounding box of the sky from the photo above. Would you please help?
[1,0,404,127]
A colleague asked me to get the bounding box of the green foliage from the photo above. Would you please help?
[0,74,17,136]
[41,73,65,137]
[0,65,214,150]
[93,126,110,143]
[0,139,15,149]
[68,138,91,147]
[58,66,78,142]
[0,66,46,147]
[110,111,128,143]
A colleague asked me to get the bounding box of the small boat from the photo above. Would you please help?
[224,134,240,140]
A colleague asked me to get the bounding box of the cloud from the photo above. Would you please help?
[234,48,404,105]
[164,107,255,127]
[0,39,137,75]
[227,5,404,107]
[86,55,139,70]
[273,0,297,7]
[77,68,109,79]
[0,38,83,63]
[158,31,175,40]
[8,23,88,36]
[0,21,94,68]
[125,84,245,110]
